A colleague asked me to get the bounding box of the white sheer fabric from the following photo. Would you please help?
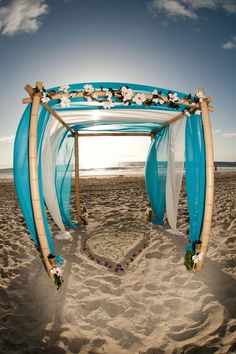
[166,116,186,230]
[42,117,72,240]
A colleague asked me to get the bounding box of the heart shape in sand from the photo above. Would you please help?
[82,231,149,272]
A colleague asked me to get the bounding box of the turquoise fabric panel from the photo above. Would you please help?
[55,131,78,229]
[185,115,206,250]
[145,127,169,224]
[14,104,39,246]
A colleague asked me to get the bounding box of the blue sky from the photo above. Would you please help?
[0,0,236,167]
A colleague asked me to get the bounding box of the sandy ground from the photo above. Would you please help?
[0,172,236,354]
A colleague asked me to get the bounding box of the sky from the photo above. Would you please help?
[0,0,236,168]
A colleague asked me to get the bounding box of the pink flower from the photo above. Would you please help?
[132,93,146,105]
[59,84,70,93]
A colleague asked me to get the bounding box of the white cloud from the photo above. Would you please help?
[148,0,236,20]
[222,132,236,138]
[0,0,48,36]
[221,36,236,49]
[213,129,221,134]
[0,135,15,143]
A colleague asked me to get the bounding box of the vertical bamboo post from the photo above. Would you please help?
[29,82,53,276]
[74,133,82,223]
[196,88,214,270]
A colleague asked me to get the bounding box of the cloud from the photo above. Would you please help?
[0,135,15,143]
[0,0,48,36]
[221,36,236,49]
[213,129,221,134]
[148,0,236,20]
[222,132,236,138]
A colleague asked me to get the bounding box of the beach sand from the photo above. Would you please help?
[0,172,236,354]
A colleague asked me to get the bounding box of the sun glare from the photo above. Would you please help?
[79,136,150,169]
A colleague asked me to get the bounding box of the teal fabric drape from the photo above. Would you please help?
[145,127,169,224]
[55,132,78,228]
[185,114,206,250]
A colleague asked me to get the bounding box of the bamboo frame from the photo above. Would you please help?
[23,82,214,276]
[196,88,214,270]
[74,133,82,223]
[28,82,53,276]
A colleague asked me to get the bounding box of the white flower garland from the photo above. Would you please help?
[39,84,204,116]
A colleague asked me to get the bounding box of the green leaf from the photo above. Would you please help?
[184,250,194,270]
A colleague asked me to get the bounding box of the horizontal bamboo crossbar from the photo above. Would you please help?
[76,132,151,137]
[151,111,186,135]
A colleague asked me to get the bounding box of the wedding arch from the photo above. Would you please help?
[14,81,214,287]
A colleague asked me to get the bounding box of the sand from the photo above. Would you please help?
[0,172,236,354]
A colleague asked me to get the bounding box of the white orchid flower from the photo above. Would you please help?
[121,86,128,95]
[50,266,62,276]
[184,110,191,117]
[122,88,134,102]
[60,96,71,107]
[196,92,206,102]
[168,92,179,103]
[133,93,146,105]
[105,90,113,100]
[195,110,201,115]
[102,100,115,109]
[84,84,94,94]
[192,252,204,264]
[59,84,70,93]
[153,98,164,105]
[41,92,50,104]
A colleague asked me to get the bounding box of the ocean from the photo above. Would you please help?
[0,162,235,179]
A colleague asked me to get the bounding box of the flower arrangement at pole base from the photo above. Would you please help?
[184,250,194,270]
[48,254,63,290]
[50,266,63,290]
[184,242,203,271]
[81,206,88,226]
[145,207,153,223]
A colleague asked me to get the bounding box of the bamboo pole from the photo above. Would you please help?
[28,82,53,276]
[196,88,214,271]
[74,133,82,224]
[151,111,186,135]
[77,132,151,137]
